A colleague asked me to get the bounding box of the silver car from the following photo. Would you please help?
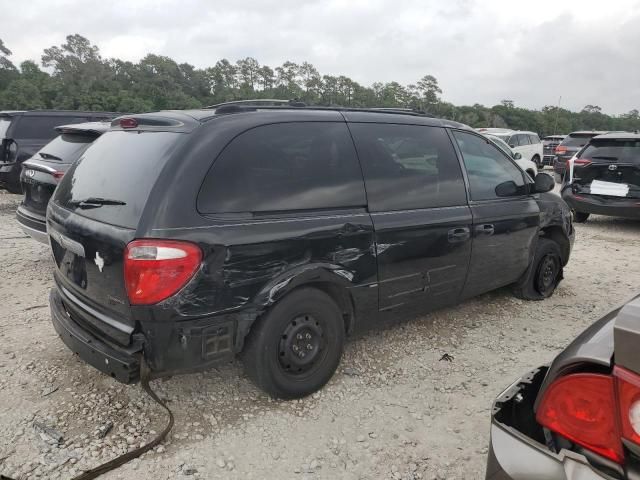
[486,294,640,479]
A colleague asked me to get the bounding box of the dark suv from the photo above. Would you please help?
[0,110,118,193]
[47,106,574,399]
[16,122,110,243]
[562,132,640,222]
[553,131,607,183]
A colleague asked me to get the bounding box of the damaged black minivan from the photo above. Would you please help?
[47,105,574,398]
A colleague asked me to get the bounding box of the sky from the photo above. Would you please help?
[1,0,639,114]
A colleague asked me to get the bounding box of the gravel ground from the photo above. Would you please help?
[1,188,639,480]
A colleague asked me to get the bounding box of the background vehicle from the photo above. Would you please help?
[47,106,570,400]
[561,132,640,222]
[486,134,538,178]
[0,110,118,193]
[553,131,607,183]
[486,293,640,479]
[16,122,110,243]
[477,128,543,167]
[542,134,566,167]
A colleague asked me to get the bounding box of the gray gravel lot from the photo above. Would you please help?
[1,189,639,480]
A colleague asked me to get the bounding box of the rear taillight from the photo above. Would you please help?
[124,239,202,305]
[574,158,592,166]
[536,373,623,463]
[555,145,568,155]
[614,367,640,447]
[537,368,640,464]
[52,171,65,181]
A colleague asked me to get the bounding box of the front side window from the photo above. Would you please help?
[349,123,466,211]
[529,134,540,144]
[507,135,519,147]
[517,134,531,146]
[453,130,526,201]
[198,122,366,214]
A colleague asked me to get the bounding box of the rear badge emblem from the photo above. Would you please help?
[94,252,105,272]
[25,169,35,178]
[609,164,618,171]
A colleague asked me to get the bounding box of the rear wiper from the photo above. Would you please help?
[39,152,63,161]
[72,197,127,209]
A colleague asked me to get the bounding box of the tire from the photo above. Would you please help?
[5,183,22,194]
[513,238,563,301]
[554,172,563,184]
[242,288,345,399]
[573,211,590,223]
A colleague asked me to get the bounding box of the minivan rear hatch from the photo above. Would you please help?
[48,128,183,344]
[573,137,640,199]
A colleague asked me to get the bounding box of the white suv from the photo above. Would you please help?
[477,128,544,167]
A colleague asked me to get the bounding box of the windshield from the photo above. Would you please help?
[578,139,640,164]
[35,133,99,163]
[53,130,181,229]
[0,118,11,139]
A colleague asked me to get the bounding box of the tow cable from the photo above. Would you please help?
[1,357,174,480]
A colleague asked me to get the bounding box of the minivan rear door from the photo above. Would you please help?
[48,129,183,344]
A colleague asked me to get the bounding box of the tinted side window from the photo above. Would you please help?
[529,134,540,144]
[453,130,525,201]
[517,134,530,145]
[507,135,519,147]
[198,122,366,214]
[15,116,87,139]
[349,124,466,211]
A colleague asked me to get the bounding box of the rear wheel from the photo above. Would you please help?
[513,238,563,301]
[242,288,345,399]
[532,155,542,168]
[573,211,590,223]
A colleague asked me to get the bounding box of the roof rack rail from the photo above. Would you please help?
[370,107,433,117]
[205,99,305,109]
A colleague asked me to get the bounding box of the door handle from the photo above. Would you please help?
[447,227,470,243]
[475,224,495,236]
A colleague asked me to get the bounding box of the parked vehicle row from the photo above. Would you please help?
[485,134,538,178]
[0,110,118,193]
[44,106,570,399]
[477,128,544,168]
[542,134,566,166]
[553,131,607,182]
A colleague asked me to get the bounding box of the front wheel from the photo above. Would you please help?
[532,155,542,168]
[513,238,563,301]
[242,288,345,399]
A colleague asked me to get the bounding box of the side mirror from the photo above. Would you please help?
[495,180,519,197]
[513,152,522,160]
[533,173,555,193]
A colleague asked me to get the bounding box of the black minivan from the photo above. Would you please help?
[47,106,574,398]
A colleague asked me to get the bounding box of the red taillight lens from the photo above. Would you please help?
[574,158,592,166]
[124,240,202,305]
[555,145,568,155]
[536,373,623,463]
[52,171,65,181]
[615,367,640,446]
[119,118,138,129]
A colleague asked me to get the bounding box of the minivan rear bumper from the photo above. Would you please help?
[49,288,143,383]
[562,190,640,219]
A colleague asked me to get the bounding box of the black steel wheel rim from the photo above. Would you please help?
[536,254,559,294]
[278,314,326,376]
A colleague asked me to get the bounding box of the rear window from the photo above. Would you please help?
[562,134,597,148]
[198,122,366,214]
[53,131,181,228]
[36,133,98,163]
[14,116,89,139]
[578,139,640,164]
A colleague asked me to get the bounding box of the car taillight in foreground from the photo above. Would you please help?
[536,368,640,464]
[555,145,568,155]
[124,239,202,305]
[52,170,65,181]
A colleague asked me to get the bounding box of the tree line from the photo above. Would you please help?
[1,34,639,136]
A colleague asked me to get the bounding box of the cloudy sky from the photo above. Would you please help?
[2,0,639,114]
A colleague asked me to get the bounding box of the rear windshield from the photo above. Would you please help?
[36,133,98,163]
[53,131,180,228]
[0,118,11,139]
[562,134,597,148]
[578,139,640,164]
